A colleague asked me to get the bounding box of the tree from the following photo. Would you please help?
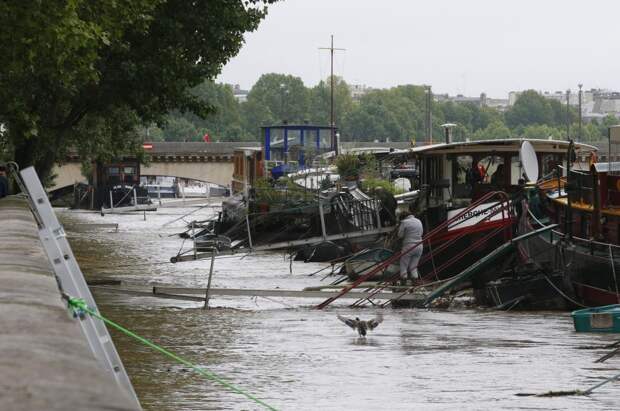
[472,121,512,140]
[308,76,353,131]
[166,81,250,141]
[520,124,563,139]
[161,117,200,141]
[0,0,276,181]
[505,90,554,128]
[243,73,310,128]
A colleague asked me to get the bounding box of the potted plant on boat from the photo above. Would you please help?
[336,153,362,183]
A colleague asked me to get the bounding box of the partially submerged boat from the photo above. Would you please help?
[572,304,620,333]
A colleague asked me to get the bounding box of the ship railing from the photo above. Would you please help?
[546,229,620,259]
[315,190,514,309]
[351,199,514,309]
[243,197,385,249]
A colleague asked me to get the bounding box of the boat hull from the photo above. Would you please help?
[572,304,620,333]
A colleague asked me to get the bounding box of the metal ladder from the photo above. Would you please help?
[18,166,142,409]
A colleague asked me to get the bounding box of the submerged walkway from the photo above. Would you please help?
[0,196,139,410]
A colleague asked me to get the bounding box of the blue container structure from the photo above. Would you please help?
[572,304,620,333]
[262,124,337,179]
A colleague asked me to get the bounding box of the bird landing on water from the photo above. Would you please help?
[337,313,383,337]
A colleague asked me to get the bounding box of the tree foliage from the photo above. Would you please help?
[0,0,276,180]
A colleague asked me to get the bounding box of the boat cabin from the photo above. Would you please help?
[390,139,595,211]
[548,160,620,243]
[232,147,263,197]
[262,124,337,179]
[90,159,144,208]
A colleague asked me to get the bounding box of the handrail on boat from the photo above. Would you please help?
[315,190,514,309]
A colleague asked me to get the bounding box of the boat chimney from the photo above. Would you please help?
[441,123,457,144]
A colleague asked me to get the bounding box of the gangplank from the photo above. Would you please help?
[91,284,427,304]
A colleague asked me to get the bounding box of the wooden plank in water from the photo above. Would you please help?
[101,204,157,214]
[171,226,395,262]
[153,286,425,301]
[91,286,205,302]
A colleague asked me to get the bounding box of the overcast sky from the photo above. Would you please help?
[217,0,619,98]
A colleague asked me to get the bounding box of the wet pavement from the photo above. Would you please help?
[59,204,620,410]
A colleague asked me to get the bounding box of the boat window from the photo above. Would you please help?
[476,155,504,185]
[510,155,521,185]
[319,128,332,150]
[286,130,301,165]
[268,128,285,162]
[542,154,562,178]
[303,129,318,160]
[453,155,473,198]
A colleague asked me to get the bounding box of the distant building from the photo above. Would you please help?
[485,96,510,112]
[230,84,249,103]
[348,83,372,102]
[509,88,620,122]
[433,92,509,111]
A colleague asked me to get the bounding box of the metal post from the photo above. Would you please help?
[158,185,162,206]
[203,250,216,309]
[578,83,583,142]
[609,127,612,177]
[375,199,382,229]
[109,190,114,209]
[566,140,574,240]
[192,221,197,258]
[246,215,253,249]
[133,188,138,206]
[330,35,334,145]
[318,201,328,240]
[566,89,571,140]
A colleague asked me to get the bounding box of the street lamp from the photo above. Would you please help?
[578,84,583,142]
[279,83,288,123]
[441,123,457,144]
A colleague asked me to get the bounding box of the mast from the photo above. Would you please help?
[425,86,433,143]
[566,89,571,141]
[320,35,345,154]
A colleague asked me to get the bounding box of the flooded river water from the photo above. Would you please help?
[59,203,620,410]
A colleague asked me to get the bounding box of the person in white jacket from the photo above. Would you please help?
[397,210,424,285]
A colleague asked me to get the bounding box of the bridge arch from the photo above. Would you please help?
[140,162,232,188]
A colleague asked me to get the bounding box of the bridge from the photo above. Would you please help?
[50,140,412,191]
[50,142,261,191]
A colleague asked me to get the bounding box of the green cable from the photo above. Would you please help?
[67,297,278,411]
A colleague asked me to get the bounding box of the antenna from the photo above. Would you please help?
[319,35,345,154]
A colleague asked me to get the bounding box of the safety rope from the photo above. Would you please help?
[65,296,278,411]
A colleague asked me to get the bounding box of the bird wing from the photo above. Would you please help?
[337,315,357,329]
[367,313,384,330]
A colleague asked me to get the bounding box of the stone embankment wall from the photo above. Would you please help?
[0,196,139,411]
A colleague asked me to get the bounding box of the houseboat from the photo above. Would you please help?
[534,139,620,306]
[384,136,596,307]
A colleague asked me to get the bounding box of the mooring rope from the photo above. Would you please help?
[64,296,278,411]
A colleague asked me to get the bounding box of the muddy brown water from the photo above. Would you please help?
[59,205,620,410]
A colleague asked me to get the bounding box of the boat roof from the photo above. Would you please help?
[593,162,620,173]
[390,138,597,157]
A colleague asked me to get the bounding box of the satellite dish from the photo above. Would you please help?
[520,141,539,182]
